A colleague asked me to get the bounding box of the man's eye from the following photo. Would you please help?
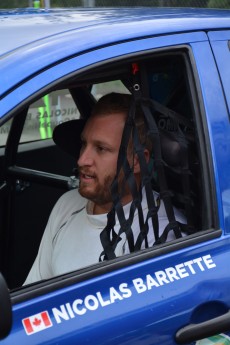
[97,146,107,152]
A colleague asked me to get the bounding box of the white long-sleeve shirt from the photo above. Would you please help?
[24,189,186,285]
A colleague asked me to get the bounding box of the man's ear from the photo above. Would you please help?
[133,149,150,173]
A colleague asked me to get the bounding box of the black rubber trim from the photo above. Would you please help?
[0,273,12,340]
[176,310,230,344]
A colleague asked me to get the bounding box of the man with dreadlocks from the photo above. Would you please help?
[24,92,186,285]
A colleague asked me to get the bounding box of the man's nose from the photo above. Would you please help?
[77,145,93,167]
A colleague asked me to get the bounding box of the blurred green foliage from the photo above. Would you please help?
[0,0,28,8]
[207,0,230,7]
[0,0,229,9]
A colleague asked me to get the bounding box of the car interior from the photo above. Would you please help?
[0,49,214,290]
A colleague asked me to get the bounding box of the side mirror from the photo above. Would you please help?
[0,273,12,339]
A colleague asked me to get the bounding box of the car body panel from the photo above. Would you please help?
[207,33,230,234]
[5,237,230,345]
[1,8,230,98]
[0,31,207,118]
[190,40,230,233]
[208,31,230,116]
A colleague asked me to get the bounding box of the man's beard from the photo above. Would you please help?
[78,170,130,207]
[78,173,114,206]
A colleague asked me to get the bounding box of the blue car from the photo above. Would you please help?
[0,6,230,344]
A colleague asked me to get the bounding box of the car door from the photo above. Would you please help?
[0,31,230,345]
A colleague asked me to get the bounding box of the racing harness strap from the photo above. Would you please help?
[99,63,193,261]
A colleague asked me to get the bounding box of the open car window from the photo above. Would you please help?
[0,48,215,291]
[19,81,130,145]
[20,90,80,144]
[0,119,12,147]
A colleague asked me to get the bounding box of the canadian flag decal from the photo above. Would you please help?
[22,311,53,335]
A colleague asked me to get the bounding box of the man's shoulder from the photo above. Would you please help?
[54,189,87,215]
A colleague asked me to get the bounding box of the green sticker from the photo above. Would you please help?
[39,95,52,139]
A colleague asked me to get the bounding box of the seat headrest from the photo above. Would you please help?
[53,119,86,158]
[160,130,187,168]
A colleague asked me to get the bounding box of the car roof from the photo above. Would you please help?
[1,7,230,57]
[1,7,230,100]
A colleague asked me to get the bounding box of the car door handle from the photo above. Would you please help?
[175,310,230,344]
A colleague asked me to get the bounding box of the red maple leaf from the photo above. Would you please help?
[33,317,41,326]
